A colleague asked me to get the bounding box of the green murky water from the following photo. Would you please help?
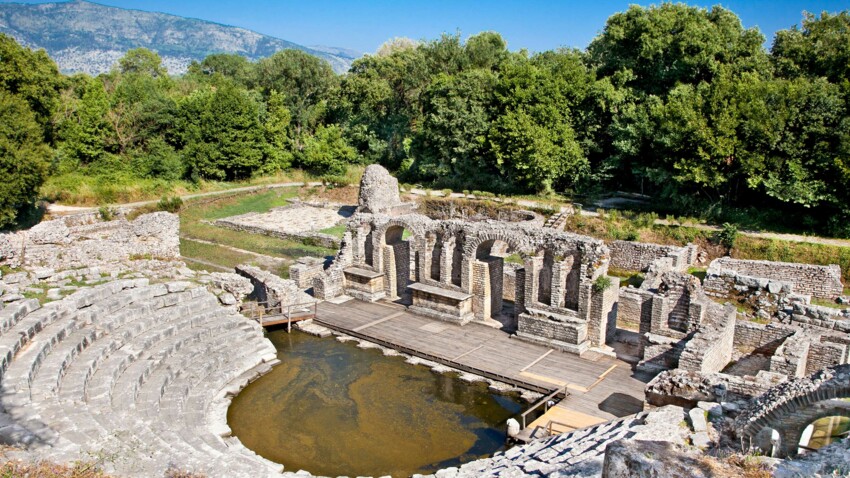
[807,415,850,449]
[227,330,523,478]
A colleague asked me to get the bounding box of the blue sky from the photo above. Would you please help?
[3,0,848,53]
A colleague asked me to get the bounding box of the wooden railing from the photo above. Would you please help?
[545,419,574,437]
[520,385,570,429]
[244,301,317,331]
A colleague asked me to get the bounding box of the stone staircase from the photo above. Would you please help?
[426,406,687,478]
[543,213,568,231]
[0,279,284,477]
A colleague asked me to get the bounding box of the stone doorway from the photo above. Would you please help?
[384,225,414,304]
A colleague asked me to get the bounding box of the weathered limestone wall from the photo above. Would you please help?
[618,287,654,333]
[0,212,179,270]
[678,303,736,373]
[733,321,796,352]
[645,369,788,407]
[235,264,316,307]
[517,314,586,350]
[313,231,354,300]
[705,257,843,299]
[502,263,519,302]
[786,302,850,331]
[609,240,696,272]
[289,257,325,289]
[769,329,815,377]
[806,339,848,375]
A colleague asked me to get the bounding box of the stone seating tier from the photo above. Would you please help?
[0,279,284,477]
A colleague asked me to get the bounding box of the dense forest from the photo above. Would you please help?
[1,4,849,236]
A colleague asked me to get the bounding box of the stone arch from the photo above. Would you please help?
[736,364,850,457]
[462,232,529,260]
[462,233,529,323]
[372,218,423,301]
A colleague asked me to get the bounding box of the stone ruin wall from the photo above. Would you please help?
[733,321,796,353]
[235,264,316,308]
[705,257,844,299]
[289,257,326,289]
[617,287,654,333]
[307,209,618,352]
[0,212,180,271]
[213,202,342,249]
[608,240,697,272]
[677,303,737,373]
[645,368,789,407]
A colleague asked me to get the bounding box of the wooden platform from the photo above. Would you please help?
[315,298,651,425]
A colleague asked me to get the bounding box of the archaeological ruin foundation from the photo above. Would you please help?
[0,165,847,477]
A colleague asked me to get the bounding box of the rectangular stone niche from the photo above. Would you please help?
[343,267,386,302]
[408,282,474,325]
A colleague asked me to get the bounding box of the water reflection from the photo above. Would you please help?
[228,330,522,477]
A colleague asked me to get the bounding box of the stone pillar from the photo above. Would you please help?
[472,260,491,321]
[525,256,541,308]
[486,257,504,315]
[515,268,527,316]
[384,245,397,299]
[393,242,411,297]
[441,236,455,286]
[586,277,619,347]
[352,227,366,264]
[550,261,565,309]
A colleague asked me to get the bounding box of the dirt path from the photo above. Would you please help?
[54,181,850,249]
[47,181,324,215]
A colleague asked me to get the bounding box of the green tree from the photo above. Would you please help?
[262,90,295,172]
[489,51,592,193]
[298,124,356,178]
[0,91,51,228]
[117,48,168,78]
[177,83,268,180]
[588,4,767,97]
[0,34,63,140]
[411,69,497,184]
[738,77,849,208]
[464,31,508,70]
[58,77,113,164]
[187,53,252,86]
[253,49,338,138]
[772,11,850,82]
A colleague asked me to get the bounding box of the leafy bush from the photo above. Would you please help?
[131,138,184,181]
[592,275,613,293]
[98,205,118,221]
[715,222,739,251]
[157,195,183,213]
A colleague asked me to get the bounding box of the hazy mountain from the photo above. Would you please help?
[0,0,360,75]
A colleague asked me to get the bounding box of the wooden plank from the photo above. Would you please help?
[352,311,405,332]
[519,349,554,372]
[315,298,649,420]
[450,344,485,361]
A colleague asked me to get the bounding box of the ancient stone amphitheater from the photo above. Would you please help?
[0,279,284,476]
[0,176,848,477]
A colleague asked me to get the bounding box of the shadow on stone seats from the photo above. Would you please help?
[599,393,645,417]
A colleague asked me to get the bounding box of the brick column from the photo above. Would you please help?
[472,260,491,321]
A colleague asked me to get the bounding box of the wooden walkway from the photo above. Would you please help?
[315,299,651,427]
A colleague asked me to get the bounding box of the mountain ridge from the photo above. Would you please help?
[0,0,360,74]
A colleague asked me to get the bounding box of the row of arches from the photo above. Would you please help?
[346,215,600,325]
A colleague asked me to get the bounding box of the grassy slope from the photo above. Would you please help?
[563,213,850,282]
[178,188,337,276]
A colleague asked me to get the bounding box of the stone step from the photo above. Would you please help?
[19,289,216,406]
[0,299,40,336]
